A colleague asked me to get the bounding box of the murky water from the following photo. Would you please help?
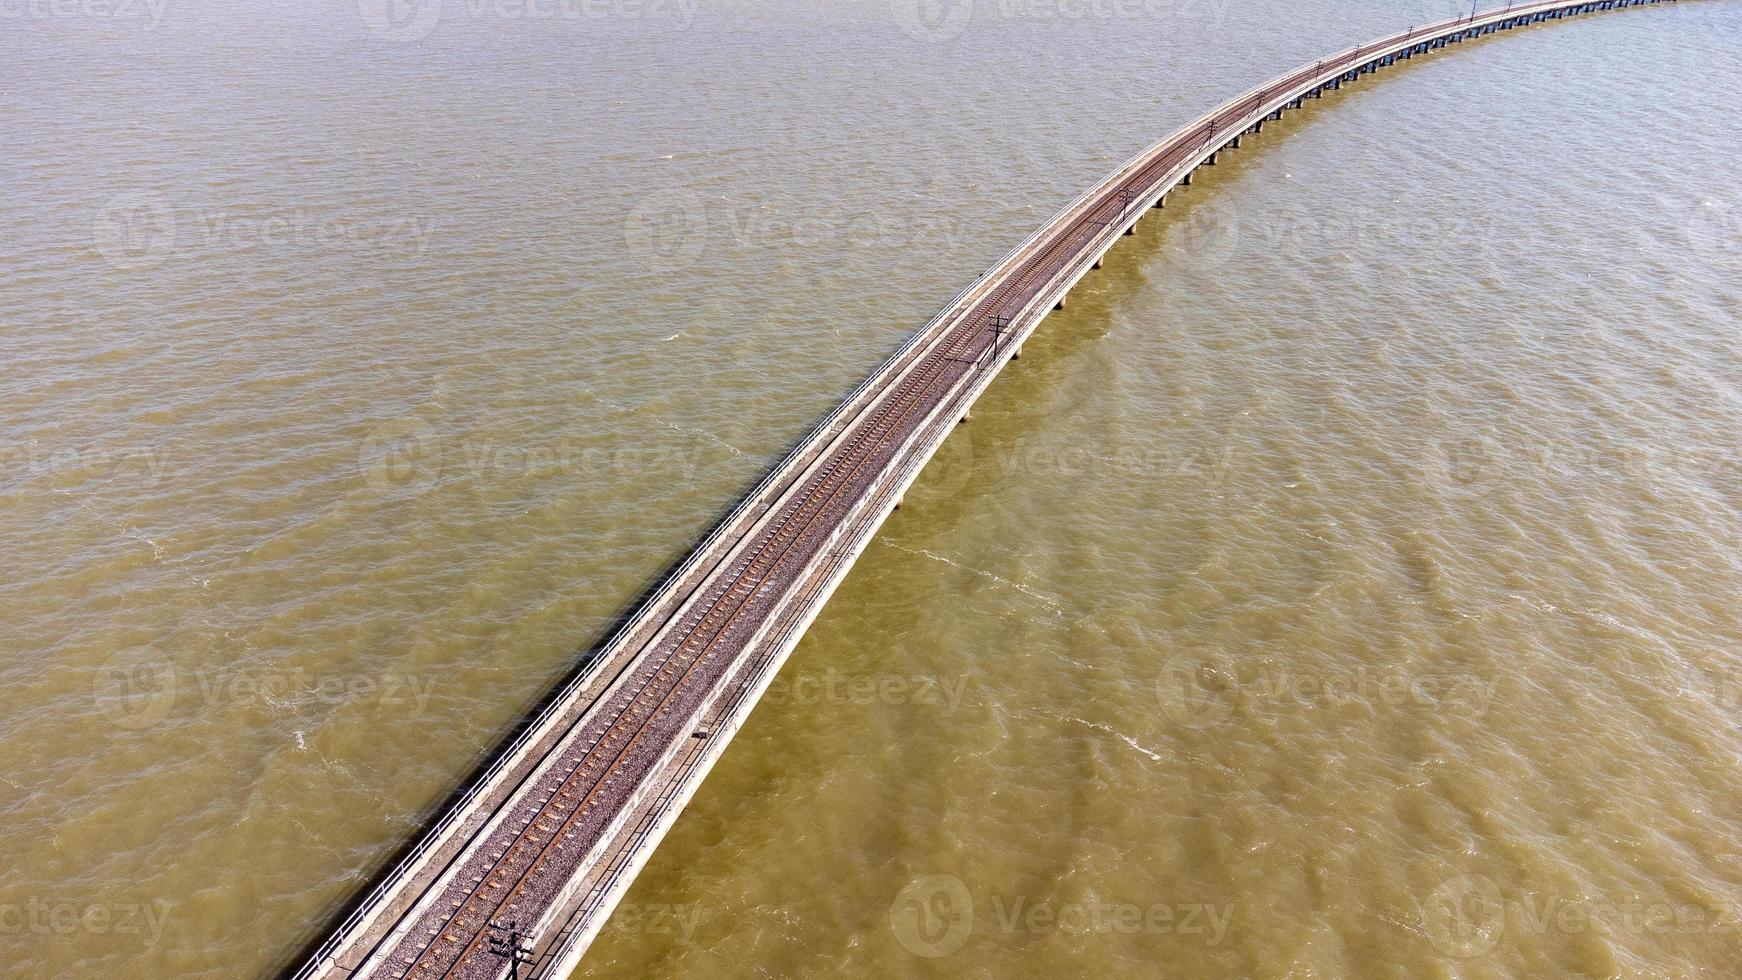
[3,0,1740,976]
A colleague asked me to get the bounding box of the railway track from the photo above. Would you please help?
[291,2,1682,977]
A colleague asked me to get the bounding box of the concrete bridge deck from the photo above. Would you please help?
[288,1,1681,976]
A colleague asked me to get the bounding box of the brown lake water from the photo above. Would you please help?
[2,0,1740,976]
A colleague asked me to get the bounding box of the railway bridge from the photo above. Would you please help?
[289,1,1683,976]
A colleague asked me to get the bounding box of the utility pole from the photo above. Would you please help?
[486,919,535,980]
[980,312,1011,368]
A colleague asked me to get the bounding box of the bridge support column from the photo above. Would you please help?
[1054,295,1066,310]
[1182,171,1192,185]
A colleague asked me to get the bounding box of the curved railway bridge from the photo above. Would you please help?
[290,1,1685,976]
